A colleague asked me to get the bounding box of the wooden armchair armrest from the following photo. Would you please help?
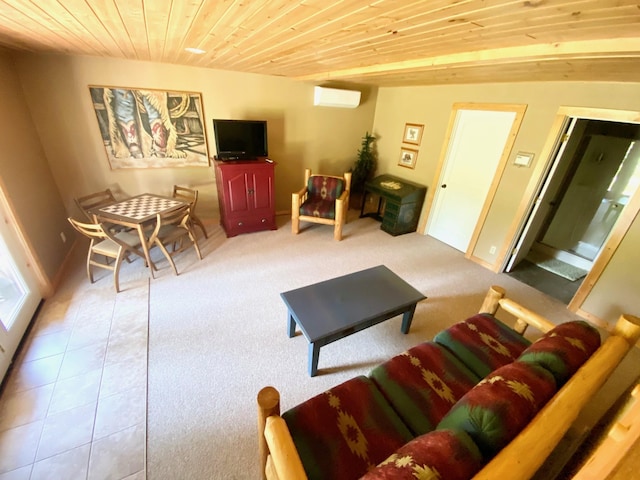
[479,285,555,335]
[498,298,556,335]
[264,416,307,480]
[336,188,350,209]
[292,186,308,209]
[258,386,307,480]
[295,186,308,198]
[335,189,349,206]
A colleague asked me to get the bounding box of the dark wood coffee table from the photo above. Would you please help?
[280,265,426,376]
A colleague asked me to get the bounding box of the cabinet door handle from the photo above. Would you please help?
[441,184,447,188]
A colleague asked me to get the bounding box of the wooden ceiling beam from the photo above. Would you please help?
[295,38,640,81]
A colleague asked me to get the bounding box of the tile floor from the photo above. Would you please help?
[507,259,581,304]
[0,244,149,480]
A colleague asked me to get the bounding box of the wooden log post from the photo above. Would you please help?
[498,298,556,334]
[264,416,307,480]
[257,386,280,480]
[473,313,640,480]
[479,285,506,315]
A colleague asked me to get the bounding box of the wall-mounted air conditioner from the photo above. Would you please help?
[313,86,361,109]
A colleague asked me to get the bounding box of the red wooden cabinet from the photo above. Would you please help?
[214,159,276,237]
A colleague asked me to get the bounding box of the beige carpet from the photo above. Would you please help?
[145,213,604,479]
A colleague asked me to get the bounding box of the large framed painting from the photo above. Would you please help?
[89,86,209,169]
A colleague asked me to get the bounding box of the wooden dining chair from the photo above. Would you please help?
[74,189,118,221]
[67,217,147,292]
[172,185,208,238]
[147,205,202,276]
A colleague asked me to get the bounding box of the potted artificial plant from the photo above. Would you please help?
[349,132,377,208]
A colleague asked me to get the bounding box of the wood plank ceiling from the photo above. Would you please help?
[0,0,638,87]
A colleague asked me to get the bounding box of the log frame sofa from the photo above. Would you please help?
[257,285,640,480]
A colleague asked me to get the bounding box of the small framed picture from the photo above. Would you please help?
[402,123,424,145]
[399,147,419,169]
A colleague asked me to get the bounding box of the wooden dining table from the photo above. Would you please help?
[90,193,188,278]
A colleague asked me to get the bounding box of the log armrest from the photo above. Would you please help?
[336,189,349,205]
[479,285,556,334]
[335,189,349,221]
[291,187,308,235]
[291,186,308,210]
[264,416,306,480]
[257,386,307,480]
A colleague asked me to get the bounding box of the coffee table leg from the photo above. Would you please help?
[308,342,320,377]
[287,313,297,338]
[401,304,417,333]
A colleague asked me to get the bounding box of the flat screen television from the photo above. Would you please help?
[212,119,268,160]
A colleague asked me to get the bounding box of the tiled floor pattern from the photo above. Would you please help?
[0,245,149,480]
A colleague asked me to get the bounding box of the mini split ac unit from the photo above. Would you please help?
[313,86,361,108]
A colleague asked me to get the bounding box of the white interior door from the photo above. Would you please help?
[0,190,41,380]
[428,109,517,252]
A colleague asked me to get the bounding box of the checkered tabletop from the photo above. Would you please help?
[99,194,184,221]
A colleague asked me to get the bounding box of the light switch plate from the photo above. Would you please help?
[514,151,534,167]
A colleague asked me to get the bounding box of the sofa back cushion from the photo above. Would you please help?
[282,375,413,480]
[360,429,484,480]
[370,342,481,436]
[436,360,557,459]
[434,313,531,378]
[517,320,601,386]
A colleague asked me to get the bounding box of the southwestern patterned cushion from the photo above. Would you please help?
[282,375,413,480]
[360,429,483,480]
[437,360,557,459]
[434,313,532,378]
[370,342,481,436]
[299,175,345,219]
[518,320,601,386]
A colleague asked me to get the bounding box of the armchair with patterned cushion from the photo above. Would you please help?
[291,168,352,241]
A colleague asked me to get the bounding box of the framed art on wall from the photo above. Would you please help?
[399,147,419,169]
[89,86,210,169]
[402,123,424,145]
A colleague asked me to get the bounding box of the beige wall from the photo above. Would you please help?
[371,81,640,325]
[0,51,73,287]
[7,48,640,324]
[13,53,378,218]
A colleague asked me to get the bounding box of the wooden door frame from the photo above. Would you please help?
[498,106,640,318]
[418,102,527,261]
[0,178,51,297]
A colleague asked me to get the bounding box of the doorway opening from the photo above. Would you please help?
[0,184,42,381]
[506,118,640,305]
